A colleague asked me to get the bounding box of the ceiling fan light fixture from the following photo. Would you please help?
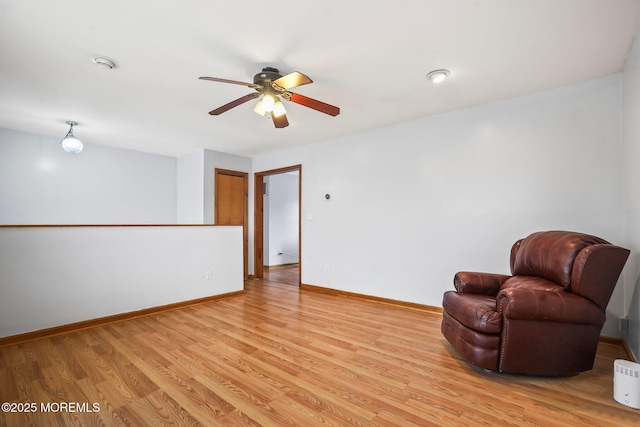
[262,94,275,112]
[427,69,450,83]
[200,67,340,128]
[60,121,83,154]
[272,98,286,117]
[253,99,266,116]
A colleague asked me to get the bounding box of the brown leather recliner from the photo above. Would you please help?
[441,231,629,376]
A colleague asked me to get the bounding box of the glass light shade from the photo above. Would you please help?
[272,99,286,117]
[262,94,275,112]
[253,99,266,116]
[60,122,83,154]
[61,135,83,154]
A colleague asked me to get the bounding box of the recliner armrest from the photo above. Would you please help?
[496,288,605,325]
[454,271,511,295]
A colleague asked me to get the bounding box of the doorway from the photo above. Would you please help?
[254,165,301,284]
[215,168,248,279]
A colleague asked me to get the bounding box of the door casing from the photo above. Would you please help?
[254,165,301,283]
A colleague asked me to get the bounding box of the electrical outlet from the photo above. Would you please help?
[205,270,212,280]
[619,317,629,335]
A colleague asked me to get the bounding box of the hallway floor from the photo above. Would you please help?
[263,264,299,286]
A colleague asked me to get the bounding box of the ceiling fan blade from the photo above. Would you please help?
[282,92,340,116]
[271,112,289,128]
[209,93,260,115]
[272,72,313,91]
[199,76,257,87]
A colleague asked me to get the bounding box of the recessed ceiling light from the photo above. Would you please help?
[91,56,117,70]
[427,69,450,83]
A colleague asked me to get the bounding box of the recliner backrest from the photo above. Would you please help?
[510,231,609,289]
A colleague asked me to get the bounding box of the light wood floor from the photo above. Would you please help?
[1,276,637,426]
[263,264,299,286]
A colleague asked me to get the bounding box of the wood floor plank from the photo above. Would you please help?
[0,266,638,426]
[75,376,133,427]
[102,332,236,425]
[0,368,19,402]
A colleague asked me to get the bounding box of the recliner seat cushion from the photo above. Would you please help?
[500,276,564,293]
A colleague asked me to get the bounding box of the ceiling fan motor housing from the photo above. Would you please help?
[254,67,282,85]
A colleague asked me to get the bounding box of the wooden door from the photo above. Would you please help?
[215,169,248,279]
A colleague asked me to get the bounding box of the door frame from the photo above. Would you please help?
[215,168,248,279]
[254,164,302,284]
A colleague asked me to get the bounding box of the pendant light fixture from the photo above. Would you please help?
[60,121,83,154]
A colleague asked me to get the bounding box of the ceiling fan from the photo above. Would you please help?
[199,67,340,128]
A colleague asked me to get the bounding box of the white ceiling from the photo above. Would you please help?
[1,0,640,158]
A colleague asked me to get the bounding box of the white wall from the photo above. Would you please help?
[253,75,626,334]
[0,134,249,341]
[0,128,176,224]
[0,225,243,338]
[177,149,205,223]
[264,172,299,266]
[622,33,640,360]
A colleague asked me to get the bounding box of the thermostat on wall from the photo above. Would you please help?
[614,359,640,409]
